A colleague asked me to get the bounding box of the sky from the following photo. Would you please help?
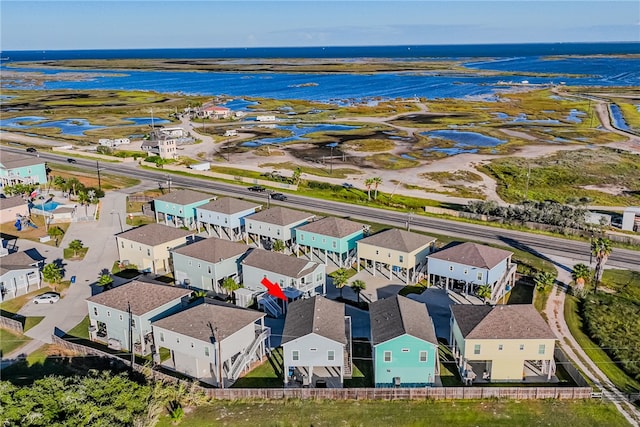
[1,1,638,50]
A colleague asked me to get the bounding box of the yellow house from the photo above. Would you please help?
[356,229,436,284]
[115,223,194,274]
[450,304,557,383]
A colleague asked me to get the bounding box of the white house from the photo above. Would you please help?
[282,296,352,388]
[86,281,192,355]
[256,115,276,122]
[0,251,41,302]
[152,300,269,387]
[244,207,314,251]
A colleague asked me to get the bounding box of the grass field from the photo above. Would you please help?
[564,295,640,395]
[155,398,627,427]
[479,148,640,205]
[0,328,31,356]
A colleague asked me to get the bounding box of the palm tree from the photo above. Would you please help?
[190,290,207,302]
[364,178,374,201]
[48,226,64,246]
[221,276,241,301]
[42,263,63,291]
[591,237,612,292]
[97,274,114,291]
[272,239,286,253]
[68,239,84,257]
[350,279,366,303]
[372,177,382,200]
[476,284,492,303]
[534,271,556,292]
[571,263,592,290]
[78,191,90,217]
[292,168,302,185]
[332,268,349,298]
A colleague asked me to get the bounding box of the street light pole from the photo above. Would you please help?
[96,161,102,191]
[330,145,333,175]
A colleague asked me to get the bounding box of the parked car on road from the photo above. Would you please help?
[33,292,60,304]
[26,147,37,153]
[67,158,77,163]
[270,193,287,201]
[248,185,266,192]
[342,183,354,189]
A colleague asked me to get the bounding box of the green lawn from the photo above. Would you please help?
[231,348,284,388]
[398,281,429,297]
[23,316,45,332]
[0,328,31,356]
[65,315,90,340]
[344,340,374,388]
[63,247,89,260]
[155,399,626,427]
[564,295,640,394]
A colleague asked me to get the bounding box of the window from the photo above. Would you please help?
[474,344,481,355]
[311,236,315,241]
[449,265,454,271]
[189,261,192,266]
[419,351,428,362]
[191,342,194,348]
[160,333,164,342]
[332,241,337,249]
[401,348,410,353]
[130,243,133,249]
[538,344,546,355]
[322,238,326,243]
[399,255,404,263]
[388,252,391,258]
[477,272,483,281]
[121,241,124,249]
[300,234,304,241]
[93,307,98,316]
[328,350,335,361]
[376,250,379,255]
[176,337,180,343]
[147,249,151,256]
[316,273,323,281]
[464,269,468,275]
[107,311,111,317]
[383,351,392,362]
[205,347,210,356]
[310,348,317,352]
[208,266,212,274]
[292,350,299,361]
[498,344,503,351]
[131,318,136,328]
[277,229,280,236]
[519,344,525,351]
[197,263,201,268]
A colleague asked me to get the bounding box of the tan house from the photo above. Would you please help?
[0,197,28,224]
[356,229,437,284]
[450,304,557,383]
[115,223,194,274]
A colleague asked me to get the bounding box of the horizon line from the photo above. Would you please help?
[3,40,639,53]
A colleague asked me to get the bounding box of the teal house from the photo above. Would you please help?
[369,295,439,387]
[294,216,366,267]
[153,189,214,230]
[0,152,47,187]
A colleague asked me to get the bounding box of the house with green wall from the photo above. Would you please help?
[294,216,366,267]
[153,189,214,230]
[0,151,47,187]
[369,295,439,387]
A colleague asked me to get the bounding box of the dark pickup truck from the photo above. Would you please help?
[270,193,287,201]
[248,185,266,192]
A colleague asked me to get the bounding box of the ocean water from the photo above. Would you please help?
[1,43,638,102]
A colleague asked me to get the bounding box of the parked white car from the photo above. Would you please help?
[33,292,60,304]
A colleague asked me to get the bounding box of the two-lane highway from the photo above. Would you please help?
[14,148,640,270]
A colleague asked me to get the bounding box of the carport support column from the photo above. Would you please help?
[372,261,376,277]
[308,366,313,381]
[284,363,289,386]
[357,258,360,272]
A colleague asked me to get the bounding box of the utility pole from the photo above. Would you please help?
[96,161,101,191]
[166,175,172,193]
[128,301,135,372]
[330,145,334,175]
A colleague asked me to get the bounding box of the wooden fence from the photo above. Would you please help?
[52,336,592,401]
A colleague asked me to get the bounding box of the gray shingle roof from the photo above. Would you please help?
[0,152,46,169]
[451,304,556,340]
[295,216,364,238]
[116,223,193,246]
[370,295,438,345]
[0,252,39,275]
[281,296,346,345]
[359,229,436,253]
[172,237,250,263]
[241,249,320,278]
[87,281,191,316]
[428,242,512,269]
[0,196,27,210]
[152,300,264,342]
[197,197,261,215]
[245,206,314,226]
[154,189,213,205]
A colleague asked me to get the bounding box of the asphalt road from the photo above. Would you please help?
[12,148,640,270]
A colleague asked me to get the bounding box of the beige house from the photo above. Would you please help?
[0,197,28,224]
[356,229,437,284]
[450,304,557,383]
[115,223,194,274]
